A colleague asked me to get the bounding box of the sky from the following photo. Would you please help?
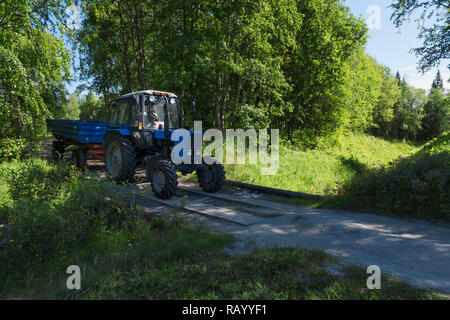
[344,0,449,90]
[66,0,449,93]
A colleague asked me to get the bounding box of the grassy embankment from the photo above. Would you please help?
[223,132,449,219]
[0,158,445,299]
[226,133,417,195]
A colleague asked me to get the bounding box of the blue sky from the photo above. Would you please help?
[344,0,449,90]
[67,0,449,93]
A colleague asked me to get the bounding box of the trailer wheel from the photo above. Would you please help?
[197,158,225,193]
[52,141,65,161]
[71,149,87,169]
[105,137,137,183]
[146,159,178,199]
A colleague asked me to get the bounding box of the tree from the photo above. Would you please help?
[389,76,427,140]
[77,0,367,147]
[0,0,72,141]
[432,70,444,89]
[390,0,450,73]
[58,93,80,120]
[371,67,401,137]
[421,87,449,140]
[79,91,104,121]
[341,46,383,132]
[266,0,367,145]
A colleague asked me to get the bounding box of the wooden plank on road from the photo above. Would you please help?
[144,193,264,226]
[178,186,295,213]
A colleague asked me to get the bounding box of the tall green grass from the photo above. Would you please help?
[225,133,416,195]
[329,132,449,219]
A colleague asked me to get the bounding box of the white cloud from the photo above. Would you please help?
[401,67,449,90]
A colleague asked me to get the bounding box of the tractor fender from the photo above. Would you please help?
[105,128,132,136]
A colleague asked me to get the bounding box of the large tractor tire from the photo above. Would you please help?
[196,158,225,193]
[105,137,137,183]
[52,141,65,161]
[146,158,178,199]
[71,148,87,169]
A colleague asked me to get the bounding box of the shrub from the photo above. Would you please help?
[1,177,141,269]
[0,138,27,162]
[7,159,72,202]
[332,132,450,219]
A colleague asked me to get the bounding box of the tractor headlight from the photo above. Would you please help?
[149,95,156,103]
[170,98,176,104]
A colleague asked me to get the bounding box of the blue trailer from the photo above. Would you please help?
[46,119,110,144]
[46,119,111,167]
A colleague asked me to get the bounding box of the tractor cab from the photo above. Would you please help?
[112,90,181,131]
[108,90,183,152]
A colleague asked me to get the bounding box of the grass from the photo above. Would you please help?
[327,132,449,219]
[224,133,416,196]
[0,157,445,300]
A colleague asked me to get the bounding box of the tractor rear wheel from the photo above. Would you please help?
[105,137,137,183]
[197,158,225,193]
[71,148,86,169]
[146,159,178,199]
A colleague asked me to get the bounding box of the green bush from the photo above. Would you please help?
[331,132,450,219]
[7,159,72,202]
[0,138,27,162]
[1,176,141,269]
[0,158,142,271]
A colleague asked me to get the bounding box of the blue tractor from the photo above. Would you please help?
[102,90,225,199]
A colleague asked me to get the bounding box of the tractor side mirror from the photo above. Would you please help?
[191,100,196,112]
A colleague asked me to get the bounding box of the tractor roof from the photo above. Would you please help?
[119,90,178,100]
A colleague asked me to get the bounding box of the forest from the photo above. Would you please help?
[0,0,448,152]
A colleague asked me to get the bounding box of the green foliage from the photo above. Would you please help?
[0,1,71,141]
[371,67,401,136]
[390,0,449,72]
[56,93,81,120]
[79,91,105,121]
[77,0,367,146]
[389,79,427,141]
[432,70,444,89]
[7,159,72,201]
[421,87,449,141]
[0,138,27,162]
[280,1,367,144]
[341,46,384,132]
[331,132,450,219]
[0,159,142,272]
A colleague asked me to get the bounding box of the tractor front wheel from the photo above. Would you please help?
[105,137,137,183]
[146,159,178,199]
[196,159,225,193]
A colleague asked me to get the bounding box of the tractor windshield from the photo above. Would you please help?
[144,97,180,130]
[113,99,139,127]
